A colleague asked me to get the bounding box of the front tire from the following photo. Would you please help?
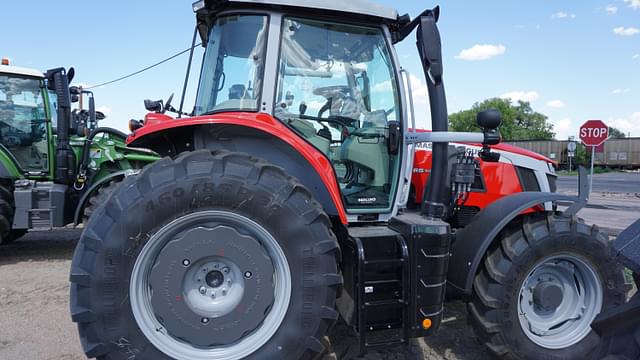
[468,214,626,360]
[70,150,341,359]
[0,181,24,245]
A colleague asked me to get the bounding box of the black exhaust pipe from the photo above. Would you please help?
[46,68,76,185]
[416,10,449,219]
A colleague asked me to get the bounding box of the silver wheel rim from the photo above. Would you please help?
[130,211,291,360]
[517,253,603,349]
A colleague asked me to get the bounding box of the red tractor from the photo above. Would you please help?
[70,1,628,359]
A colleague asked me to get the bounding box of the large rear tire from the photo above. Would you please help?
[70,150,341,360]
[468,214,626,360]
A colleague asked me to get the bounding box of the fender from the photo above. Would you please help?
[73,169,137,224]
[448,167,589,294]
[0,144,24,179]
[128,112,348,224]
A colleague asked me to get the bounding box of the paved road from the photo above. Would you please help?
[558,172,640,194]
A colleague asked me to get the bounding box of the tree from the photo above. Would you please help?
[449,98,555,140]
[609,126,626,138]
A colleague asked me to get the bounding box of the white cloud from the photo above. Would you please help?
[546,100,566,108]
[633,54,640,59]
[612,88,631,94]
[455,44,506,61]
[500,91,540,103]
[551,11,576,19]
[623,0,640,9]
[608,112,640,136]
[606,5,619,14]
[613,26,640,36]
[96,105,112,115]
[552,118,573,139]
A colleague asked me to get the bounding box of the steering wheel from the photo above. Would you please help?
[312,85,351,97]
[163,93,174,114]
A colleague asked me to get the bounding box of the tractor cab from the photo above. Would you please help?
[0,65,53,176]
[192,1,409,217]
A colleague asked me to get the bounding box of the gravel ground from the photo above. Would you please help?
[0,229,490,360]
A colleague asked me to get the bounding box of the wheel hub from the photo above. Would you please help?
[517,254,603,349]
[130,211,292,360]
[206,270,225,288]
[532,281,564,311]
[149,225,274,346]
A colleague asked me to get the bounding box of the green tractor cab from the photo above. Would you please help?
[0,62,159,244]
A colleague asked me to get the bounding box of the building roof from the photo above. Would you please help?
[0,64,44,78]
[217,0,398,20]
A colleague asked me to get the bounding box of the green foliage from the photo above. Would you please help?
[574,142,589,166]
[609,126,626,138]
[449,98,555,140]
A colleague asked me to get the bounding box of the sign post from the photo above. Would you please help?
[567,140,576,171]
[579,120,609,197]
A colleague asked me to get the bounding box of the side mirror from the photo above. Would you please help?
[95,111,106,120]
[67,67,75,84]
[71,95,79,103]
[416,7,443,85]
[144,99,163,113]
[477,109,501,130]
[69,86,80,95]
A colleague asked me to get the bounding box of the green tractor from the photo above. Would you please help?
[0,62,159,244]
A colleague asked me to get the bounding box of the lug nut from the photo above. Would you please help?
[211,291,216,299]
[201,318,209,324]
[182,259,190,266]
[199,286,207,294]
[244,271,252,279]
[222,267,230,274]
[222,290,227,296]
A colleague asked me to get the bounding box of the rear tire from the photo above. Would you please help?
[70,150,341,360]
[468,214,626,360]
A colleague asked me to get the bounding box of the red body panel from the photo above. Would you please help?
[128,112,348,224]
[411,150,525,210]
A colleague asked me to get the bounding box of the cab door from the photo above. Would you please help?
[0,74,51,177]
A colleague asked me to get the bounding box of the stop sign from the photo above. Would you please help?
[579,120,609,146]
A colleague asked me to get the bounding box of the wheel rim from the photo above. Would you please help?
[130,211,291,360]
[517,253,603,349]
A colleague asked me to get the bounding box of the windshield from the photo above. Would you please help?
[194,15,268,115]
[275,18,401,211]
[0,74,49,172]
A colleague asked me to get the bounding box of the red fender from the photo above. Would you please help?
[128,112,348,224]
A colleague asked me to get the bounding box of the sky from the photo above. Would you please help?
[2,0,639,139]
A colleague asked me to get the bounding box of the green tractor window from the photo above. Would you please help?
[0,75,49,172]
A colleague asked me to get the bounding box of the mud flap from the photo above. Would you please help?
[612,218,640,273]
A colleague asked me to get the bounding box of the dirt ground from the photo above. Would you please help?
[0,229,490,360]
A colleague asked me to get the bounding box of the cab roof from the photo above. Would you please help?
[0,64,43,79]
[195,0,399,21]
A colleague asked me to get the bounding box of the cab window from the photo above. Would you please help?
[0,75,49,172]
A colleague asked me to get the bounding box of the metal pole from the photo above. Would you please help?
[569,155,572,172]
[589,145,595,195]
[178,26,199,118]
